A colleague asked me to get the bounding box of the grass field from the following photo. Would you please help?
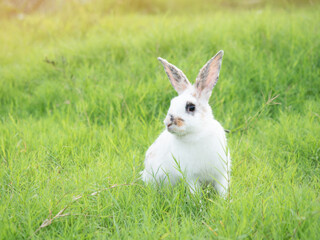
[0,0,320,239]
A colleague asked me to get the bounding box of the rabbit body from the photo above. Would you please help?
[142,117,229,195]
[141,51,231,196]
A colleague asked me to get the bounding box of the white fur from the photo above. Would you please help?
[141,51,231,196]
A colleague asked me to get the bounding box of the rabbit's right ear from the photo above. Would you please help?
[158,57,191,95]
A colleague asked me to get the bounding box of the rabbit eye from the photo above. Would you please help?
[186,102,196,113]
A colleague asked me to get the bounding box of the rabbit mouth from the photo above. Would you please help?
[167,124,186,135]
[167,124,174,132]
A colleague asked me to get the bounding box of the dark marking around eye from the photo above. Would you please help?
[186,102,196,113]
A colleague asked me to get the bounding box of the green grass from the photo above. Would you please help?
[1,1,320,239]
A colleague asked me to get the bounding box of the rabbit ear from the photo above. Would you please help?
[195,50,224,101]
[158,57,191,95]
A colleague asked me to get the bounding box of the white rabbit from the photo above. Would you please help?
[141,50,231,196]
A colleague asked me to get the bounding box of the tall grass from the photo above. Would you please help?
[0,1,319,239]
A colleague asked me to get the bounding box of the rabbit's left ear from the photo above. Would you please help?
[195,50,224,101]
[158,57,191,95]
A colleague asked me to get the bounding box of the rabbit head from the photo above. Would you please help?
[158,50,224,136]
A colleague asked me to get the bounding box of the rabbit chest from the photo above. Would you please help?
[169,134,226,182]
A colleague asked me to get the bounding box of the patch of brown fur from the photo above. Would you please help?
[174,118,184,127]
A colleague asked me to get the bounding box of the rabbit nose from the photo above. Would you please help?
[164,114,174,127]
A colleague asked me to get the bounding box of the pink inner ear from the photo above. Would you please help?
[195,52,223,100]
[205,59,220,89]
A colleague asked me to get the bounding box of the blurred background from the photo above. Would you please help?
[0,0,317,16]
